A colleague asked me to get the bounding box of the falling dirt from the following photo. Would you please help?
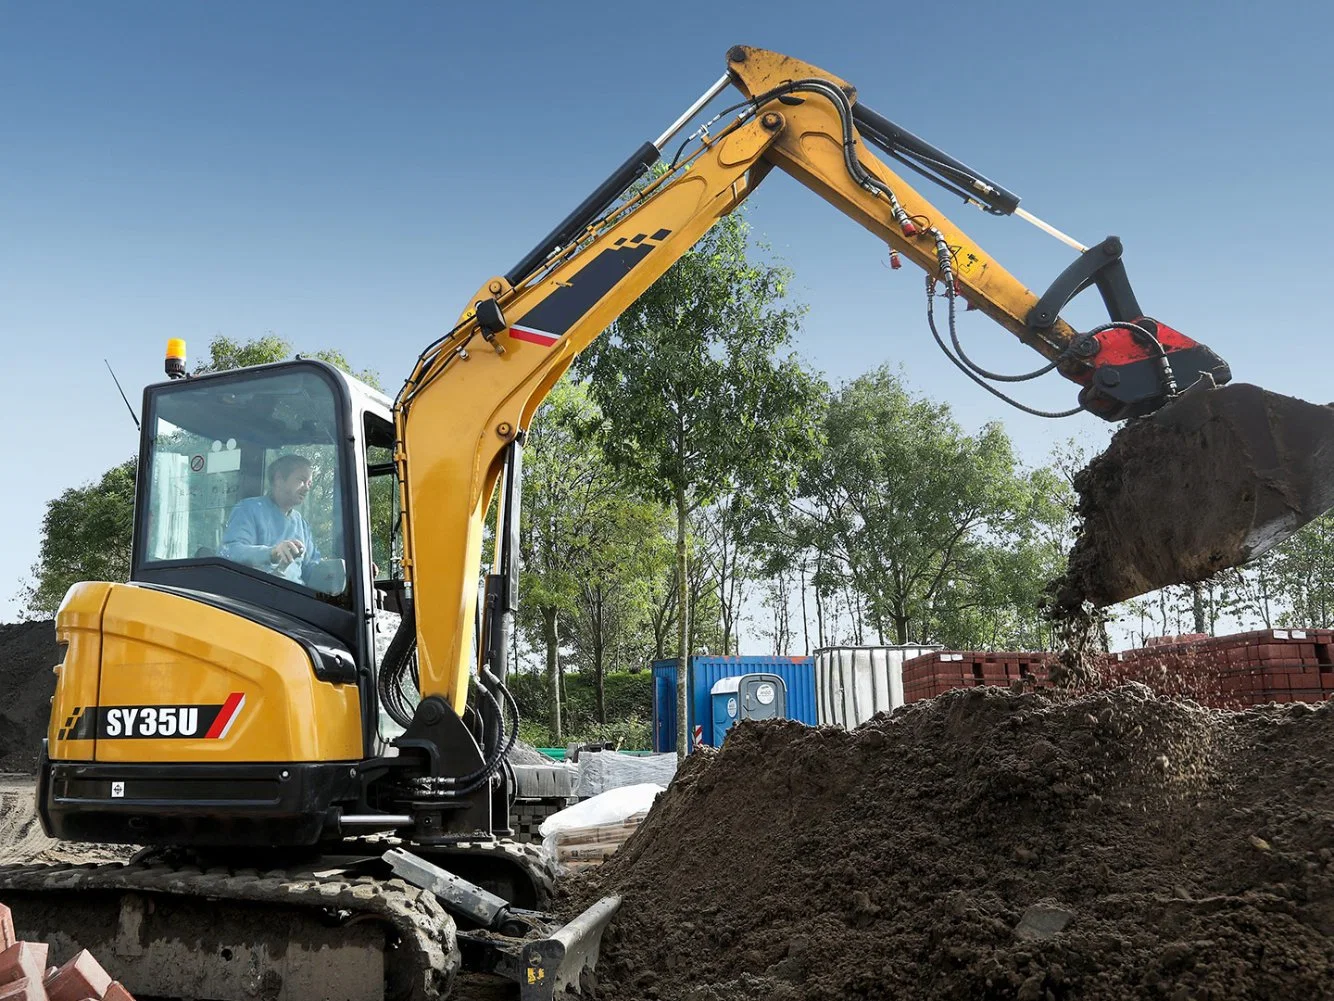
[1052,382,1334,611]
[570,686,1334,1001]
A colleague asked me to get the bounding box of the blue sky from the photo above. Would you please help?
[3,0,1331,623]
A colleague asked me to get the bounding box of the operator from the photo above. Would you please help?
[220,454,324,583]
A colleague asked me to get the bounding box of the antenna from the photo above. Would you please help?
[104,359,140,430]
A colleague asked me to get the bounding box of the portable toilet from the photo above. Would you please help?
[710,673,787,745]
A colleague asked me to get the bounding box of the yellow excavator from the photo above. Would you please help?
[5,46,1333,1001]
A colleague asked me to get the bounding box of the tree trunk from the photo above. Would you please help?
[800,557,811,655]
[542,605,562,742]
[593,586,607,724]
[893,610,908,646]
[1191,582,1207,634]
[814,557,825,648]
[675,484,690,760]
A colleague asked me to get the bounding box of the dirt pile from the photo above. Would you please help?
[574,686,1334,1001]
[1053,383,1334,610]
[0,621,58,774]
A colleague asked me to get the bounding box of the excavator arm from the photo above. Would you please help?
[393,46,1242,714]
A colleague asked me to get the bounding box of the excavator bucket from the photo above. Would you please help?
[1056,382,1334,608]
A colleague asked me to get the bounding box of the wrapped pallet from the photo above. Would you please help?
[539,783,664,872]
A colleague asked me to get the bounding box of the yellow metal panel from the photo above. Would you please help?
[49,582,114,761]
[88,584,361,763]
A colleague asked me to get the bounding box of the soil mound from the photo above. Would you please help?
[575,686,1334,1000]
[0,621,59,774]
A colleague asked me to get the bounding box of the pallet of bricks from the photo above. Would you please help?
[1102,628,1334,708]
[549,810,648,873]
[902,650,1057,704]
[1,902,136,1001]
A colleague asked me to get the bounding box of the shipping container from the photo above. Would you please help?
[815,645,940,728]
[651,656,816,753]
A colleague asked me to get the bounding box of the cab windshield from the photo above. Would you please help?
[140,368,350,605]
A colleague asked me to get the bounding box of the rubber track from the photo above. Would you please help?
[0,859,459,1001]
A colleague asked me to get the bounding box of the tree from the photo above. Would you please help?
[580,213,820,756]
[569,497,666,721]
[1272,514,1334,628]
[194,335,382,390]
[695,497,755,655]
[18,460,137,618]
[18,336,381,617]
[518,379,642,741]
[786,367,1049,646]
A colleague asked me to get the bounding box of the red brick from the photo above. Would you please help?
[0,976,48,1001]
[0,944,49,990]
[102,983,134,1001]
[42,952,110,1001]
[0,906,12,952]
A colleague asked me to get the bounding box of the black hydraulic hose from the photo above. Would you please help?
[945,304,1062,383]
[926,278,1083,419]
[429,676,519,797]
[379,606,420,729]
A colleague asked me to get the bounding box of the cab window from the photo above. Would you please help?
[141,368,350,605]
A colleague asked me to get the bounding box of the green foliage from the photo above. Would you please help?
[783,367,1072,648]
[19,459,138,618]
[579,214,819,516]
[1272,515,1334,628]
[518,379,653,737]
[509,670,654,748]
[307,349,384,391]
[570,714,652,752]
[193,335,382,389]
[193,334,291,373]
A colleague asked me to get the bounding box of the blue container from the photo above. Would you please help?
[651,655,816,752]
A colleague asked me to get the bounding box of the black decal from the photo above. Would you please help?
[514,237,664,340]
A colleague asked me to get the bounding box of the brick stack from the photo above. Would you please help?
[1102,628,1334,709]
[901,630,1334,709]
[0,903,135,1001]
[902,651,1057,705]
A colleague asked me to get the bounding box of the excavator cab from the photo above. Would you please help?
[41,359,415,848]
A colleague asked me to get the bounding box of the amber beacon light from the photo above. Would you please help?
[165,338,187,379]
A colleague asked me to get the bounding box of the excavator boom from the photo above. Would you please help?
[397,44,1334,729]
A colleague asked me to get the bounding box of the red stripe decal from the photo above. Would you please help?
[206,692,245,739]
[510,326,560,347]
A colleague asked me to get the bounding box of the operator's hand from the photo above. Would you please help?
[269,539,305,568]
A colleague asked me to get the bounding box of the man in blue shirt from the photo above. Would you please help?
[220,454,324,584]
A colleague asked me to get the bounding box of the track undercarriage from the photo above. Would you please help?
[0,838,609,1001]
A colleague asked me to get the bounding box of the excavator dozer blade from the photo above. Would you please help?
[1057,382,1334,608]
